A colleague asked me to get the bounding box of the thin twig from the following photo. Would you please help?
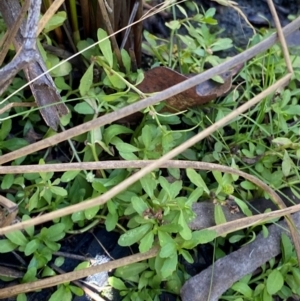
[0,102,36,115]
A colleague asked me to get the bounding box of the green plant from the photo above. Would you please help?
[220,234,300,301]
[143,6,232,73]
[1,2,300,301]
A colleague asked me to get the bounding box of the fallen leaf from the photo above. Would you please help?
[137,65,241,112]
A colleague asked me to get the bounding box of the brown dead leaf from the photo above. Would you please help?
[137,66,240,112]
[0,195,18,227]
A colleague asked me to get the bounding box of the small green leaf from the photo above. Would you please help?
[121,49,131,74]
[74,101,94,115]
[44,240,60,251]
[159,223,182,233]
[180,249,194,264]
[84,205,99,220]
[231,282,253,298]
[178,211,192,240]
[23,266,37,283]
[186,169,209,194]
[281,233,293,263]
[115,142,140,153]
[263,286,273,301]
[211,38,233,51]
[161,255,178,279]
[193,229,217,244]
[139,231,154,253]
[282,150,292,177]
[79,63,94,96]
[1,174,14,190]
[92,181,106,193]
[187,187,203,206]
[97,28,113,67]
[212,170,223,185]
[49,285,67,301]
[159,176,171,196]
[54,257,65,267]
[77,38,100,60]
[5,230,28,246]
[50,186,67,197]
[69,285,84,296]
[272,137,292,146]
[118,224,152,246]
[234,197,252,217]
[24,239,40,256]
[283,105,300,115]
[104,68,127,89]
[132,196,148,216]
[105,212,118,231]
[159,242,176,258]
[88,126,102,144]
[141,125,152,148]
[0,119,12,140]
[108,276,127,290]
[115,263,148,279]
[42,266,56,277]
[22,215,34,237]
[72,211,84,222]
[44,11,66,33]
[292,267,300,287]
[267,269,284,295]
[166,20,181,30]
[45,223,66,241]
[158,230,173,245]
[74,261,90,271]
[0,239,17,253]
[50,59,72,77]
[119,151,139,160]
[16,293,27,301]
[240,181,257,190]
[140,174,157,199]
[214,204,227,225]
[0,138,29,151]
[103,124,133,145]
[167,168,180,180]
[61,170,80,182]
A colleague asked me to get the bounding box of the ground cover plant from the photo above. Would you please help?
[0,0,300,301]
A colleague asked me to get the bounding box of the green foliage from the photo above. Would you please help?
[221,234,300,300]
[143,6,232,73]
[1,2,300,301]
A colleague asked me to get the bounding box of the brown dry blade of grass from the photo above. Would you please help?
[38,0,65,35]
[0,160,284,208]
[0,102,36,115]
[0,160,286,208]
[0,195,18,228]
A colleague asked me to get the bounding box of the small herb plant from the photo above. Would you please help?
[1,2,300,301]
[220,234,300,301]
